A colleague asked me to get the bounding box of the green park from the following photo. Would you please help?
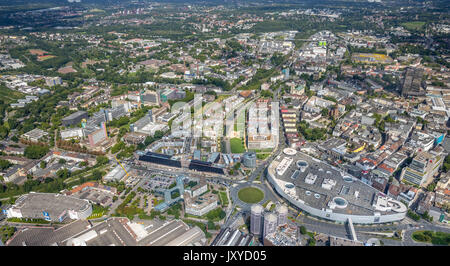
[238,187,264,204]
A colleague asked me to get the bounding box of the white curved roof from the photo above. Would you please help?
[251,204,263,214]
[283,148,297,156]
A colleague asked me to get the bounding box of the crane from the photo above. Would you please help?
[114,155,129,177]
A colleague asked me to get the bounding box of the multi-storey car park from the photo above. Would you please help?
[266,148,407,224]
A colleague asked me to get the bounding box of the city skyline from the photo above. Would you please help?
[0,0,449,251]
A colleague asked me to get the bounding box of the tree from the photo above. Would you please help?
[207,220,216,230]
[298,121,327,141]
[40,161,47,169]
[0,225,16,243]
[225,39,244,51]
[0,126,9,140]
[96,155,109,165]
[427,183,436,192]
[111,141,125,154]
[0,159,12,170]
[443,154,450,173]
[300,226,307,235]
[384,115,395,123]
[205,208,226,221]
[407,209,421,221]
[56,168,70,179]
[92,170,103,180]
[270,52,285,66]
[261,90,273,98]
[23,179,40,192]
[24,145,49,159]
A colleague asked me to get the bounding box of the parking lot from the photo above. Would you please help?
[140,173,176,191]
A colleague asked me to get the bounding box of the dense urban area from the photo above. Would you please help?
[0,0,449,247]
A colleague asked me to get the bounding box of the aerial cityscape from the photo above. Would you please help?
[0,0,449,248]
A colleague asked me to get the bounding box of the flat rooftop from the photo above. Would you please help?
[66,218,137,246]
[7,220,91,246]
[269,151,398,216]
[66,218,206,246]
[12,193,90,219]
[139,219,190,246]
[22,128,48,139]
[62,111,87,121]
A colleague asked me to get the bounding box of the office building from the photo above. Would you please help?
[400,151,444,186]
[184,192,218,216]
[276,205,288,226]
[250,204,263,235]
[132,114,168,137]
[21,128,48,142]
[188,160,224,175]
[86,109,107,128]
[185,181,208,198]
[160,88,185,102]
[45,77,62,87]
[62,111,89,127]
[138,151,182,168]
[106,105,127,121]
[103,164,130,182]
[61,128,84,140]
[141,90,160,106]
[242,152,257,168]
[401,68,425,97]
[87,122,108,147]
[247,101,276,150]
[263,213,277,237]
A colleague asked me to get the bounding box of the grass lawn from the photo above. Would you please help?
[269,203,276,211]
[219,191,229,206]
[401,21,425,31]
[230,138,245,153]
[412,230,450,245]
[217,95,232,102]
[256,153,271,160]
[88,204,109,219]
[238,187,264,204]
[87,212,105,219]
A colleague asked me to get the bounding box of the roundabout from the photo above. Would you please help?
[237,187,265,204]
[230,182,271,211]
